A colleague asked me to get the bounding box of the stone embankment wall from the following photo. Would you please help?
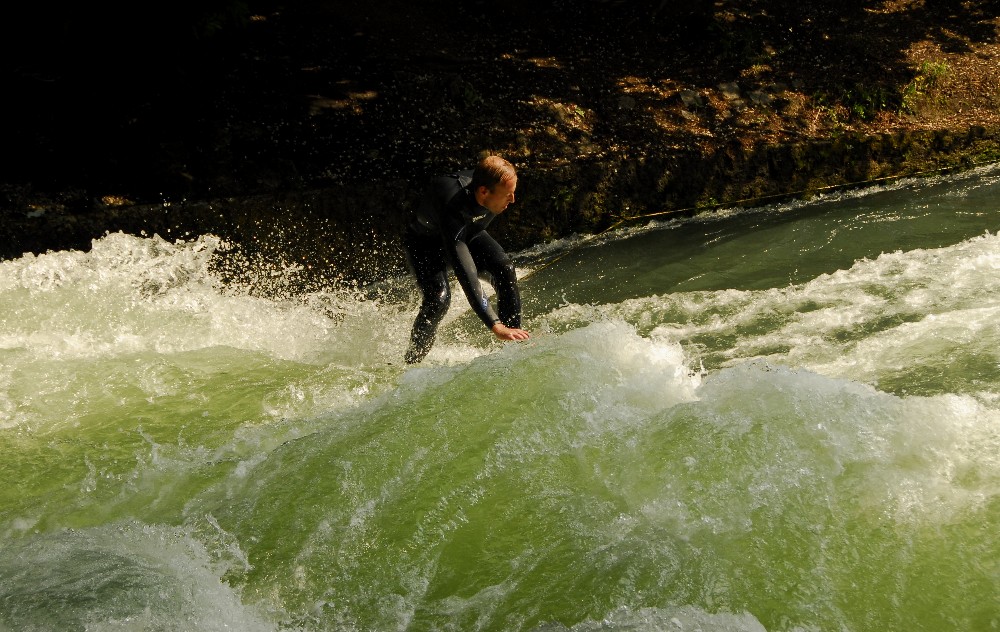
[4,125,999,287]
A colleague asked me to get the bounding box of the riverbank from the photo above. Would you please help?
[3,1,999,285]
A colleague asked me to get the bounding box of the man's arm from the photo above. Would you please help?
[449,242,531,342]
[449,238,502,328]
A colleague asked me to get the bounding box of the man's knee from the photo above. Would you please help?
[422,282,451,321]
[493,258,517,288]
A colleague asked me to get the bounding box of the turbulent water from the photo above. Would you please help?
[2,165,1000,631]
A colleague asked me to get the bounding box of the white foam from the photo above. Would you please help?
[0,232,413,366]
[556,604,768,632]
[0,521,277,631]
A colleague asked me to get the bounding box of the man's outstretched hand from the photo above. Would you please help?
[491,323,531,341]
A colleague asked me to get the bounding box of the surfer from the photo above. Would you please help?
[403,154,530,364]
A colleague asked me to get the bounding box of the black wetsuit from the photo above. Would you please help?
[403,170,522,363]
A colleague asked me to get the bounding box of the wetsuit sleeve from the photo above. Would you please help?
[434,178,501,329]
[448,238,501,328]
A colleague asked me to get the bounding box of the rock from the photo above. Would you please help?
[718,82,742,100]
[679,90,703,109]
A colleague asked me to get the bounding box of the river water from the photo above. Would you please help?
[2,165,999,631]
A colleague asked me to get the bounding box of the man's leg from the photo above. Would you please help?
[405,233,451,364]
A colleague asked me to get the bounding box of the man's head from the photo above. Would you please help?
[472,155,517,215]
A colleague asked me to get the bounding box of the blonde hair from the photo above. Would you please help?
[471,155,517,192]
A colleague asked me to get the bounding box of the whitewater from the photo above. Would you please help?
[2,164,999,631]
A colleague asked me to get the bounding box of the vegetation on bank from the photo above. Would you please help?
[2,1,998,282]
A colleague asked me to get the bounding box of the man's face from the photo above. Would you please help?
[480,177,517,215]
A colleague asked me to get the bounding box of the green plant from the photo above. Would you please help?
[553,187,575,213]
[843,84,895,121]
[901,61,950,113]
